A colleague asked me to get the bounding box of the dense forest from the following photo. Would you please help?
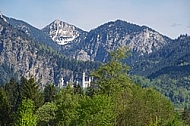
[0,48,189,126]
[130,35,190,108]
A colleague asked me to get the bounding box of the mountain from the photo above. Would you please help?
[0,14,98,86]
[41,20,89,61]
[5,14,172,63]
[1,13,187,80]
[73,20,172,62]
[3,15,59,52]
[130,34,190,108]
[39,19,172,62]
[42,20,87,45]
[131,34,190,78]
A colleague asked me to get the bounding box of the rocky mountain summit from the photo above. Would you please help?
[42,20,86,45]
[74,20,172,62]
[131,34,190,78]
[0,11,7,23]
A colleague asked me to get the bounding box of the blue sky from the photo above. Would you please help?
[0,0,189,39]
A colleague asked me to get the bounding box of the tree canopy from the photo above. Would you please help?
[0,47,187,125]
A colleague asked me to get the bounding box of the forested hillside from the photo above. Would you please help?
[131,35,190,108]
[1,48,189,126]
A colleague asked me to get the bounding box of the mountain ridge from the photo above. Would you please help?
[2,12,174,63]
[3,15,60,52]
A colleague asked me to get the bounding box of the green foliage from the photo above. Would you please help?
[77,94,114,126]
[15,99,37,126]
[0,47,187,125]
[20,77,44,109]
[92,47,131,96]
[0,78,20,125]
[54,87,79,126]
[73,84,83,95]
[5,77,19,111]
[44,84,57,102]
[91,47,178,126]
[132,75,190,108]
[181,106,190,125]
[125,86,175,126]
[0,87,12,126]
[36,102,57,126]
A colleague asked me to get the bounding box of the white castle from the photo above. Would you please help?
[58,72,91,89]
[82,72,91,88]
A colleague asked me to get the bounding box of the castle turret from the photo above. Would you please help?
[82,72,91,89]
[58,77,64,88]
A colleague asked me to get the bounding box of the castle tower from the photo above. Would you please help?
[82,72,91,89]
[58,77,64,88]
[82,72,86,88]
[89,77,91,86]
[61,77,64,87]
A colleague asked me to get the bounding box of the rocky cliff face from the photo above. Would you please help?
[0,17,62,85]
[67,20,172,62]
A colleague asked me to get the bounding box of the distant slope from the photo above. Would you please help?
[131,35,190,79]
[131,35,190,108]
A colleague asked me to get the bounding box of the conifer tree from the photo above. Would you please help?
[20,76,44,109]
[44,84,56,103]
[0,87,11,126]
[5,77,19,111]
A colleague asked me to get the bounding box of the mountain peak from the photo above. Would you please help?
[52,19,67,25]
[42,20,80,45]
[93,19,147,34]
[53,19,61,22]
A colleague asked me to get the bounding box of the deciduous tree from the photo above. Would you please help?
[15,99,37,126]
